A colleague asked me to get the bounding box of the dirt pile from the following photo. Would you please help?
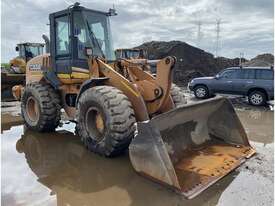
[243,53,274,67]
[135,41,273,85]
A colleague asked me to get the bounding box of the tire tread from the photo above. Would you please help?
[21,82,61,132]
[76,86,136,157]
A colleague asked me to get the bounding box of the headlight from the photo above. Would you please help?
[11,66,21,73]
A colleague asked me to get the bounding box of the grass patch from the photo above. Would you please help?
[1,63,10,69]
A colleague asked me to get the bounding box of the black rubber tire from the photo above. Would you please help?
[170,84,187,107]
[76,86,136,157]
[248,90,267,106]
[194,85,209,99]
[21,82,61,132]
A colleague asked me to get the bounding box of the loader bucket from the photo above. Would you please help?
[129,97,255,199]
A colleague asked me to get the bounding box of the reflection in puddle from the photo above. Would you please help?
[236,109,274,144]
[2,125,239,206]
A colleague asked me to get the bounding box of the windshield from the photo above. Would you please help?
[74,10,115,61]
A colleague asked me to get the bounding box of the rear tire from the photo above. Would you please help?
[170,84,187,107]
[76,86,136,157]
[194,85,209,99]
[248,90,266,106]
[21,82,61,132]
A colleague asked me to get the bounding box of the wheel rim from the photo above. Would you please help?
[85,107,105,142]
[251,93,263,105]
[196,88,206,98]
[26,96,39,122]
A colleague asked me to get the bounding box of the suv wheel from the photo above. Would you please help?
[194,85,209,99]
[248,91,266,106]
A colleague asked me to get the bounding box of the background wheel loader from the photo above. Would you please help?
[115,48,147,59]
[1,42,44,100]
[9,42,45,73]
[114,48,161,74]
[12,2,255,199]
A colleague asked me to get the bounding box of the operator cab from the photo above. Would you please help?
[49,2,116,74]
[115,49,148,59]
[16,43,44,62]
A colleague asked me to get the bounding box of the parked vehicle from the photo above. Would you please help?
[188,67,274,106]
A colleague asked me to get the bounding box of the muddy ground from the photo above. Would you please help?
[1,95,274,206]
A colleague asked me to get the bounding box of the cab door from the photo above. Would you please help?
[50,13,72,74]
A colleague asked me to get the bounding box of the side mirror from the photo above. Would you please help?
[15,46,19,52]
[85,47,93,57]
[107,8,117,16]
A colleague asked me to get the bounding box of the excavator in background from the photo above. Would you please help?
[12,2,255,199]
[1,42,44,100]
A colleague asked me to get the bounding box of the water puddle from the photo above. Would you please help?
[236,109,274,144]
[1,106,273,206]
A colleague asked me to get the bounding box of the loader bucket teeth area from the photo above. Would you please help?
[129,97,256,199]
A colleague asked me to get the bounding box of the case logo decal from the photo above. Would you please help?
[29,64,41,71]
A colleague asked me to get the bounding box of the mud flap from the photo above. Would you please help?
[129,97,256,199]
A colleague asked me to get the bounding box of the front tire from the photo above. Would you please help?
[21,82,61,132]
[248,90,266,106]
[194,85,209,99]
[76,86,136,157]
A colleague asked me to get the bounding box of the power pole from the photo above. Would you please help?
[239,52,244,66]
[215,18,221,57]
[196,20,202,48]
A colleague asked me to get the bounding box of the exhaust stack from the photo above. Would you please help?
[42,34,50,53]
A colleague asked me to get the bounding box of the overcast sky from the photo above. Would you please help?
[1,0,274,62]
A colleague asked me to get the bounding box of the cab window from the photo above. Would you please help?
[74,11,89,59]
[18,45,25,58]
[55,15,70,56]
[74,11,111,59]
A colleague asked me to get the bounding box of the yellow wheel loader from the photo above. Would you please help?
[10,42,45,73]
[13,2,255,199]
[2,42,44,100]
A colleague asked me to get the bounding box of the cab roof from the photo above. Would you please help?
[49,3,111,18]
